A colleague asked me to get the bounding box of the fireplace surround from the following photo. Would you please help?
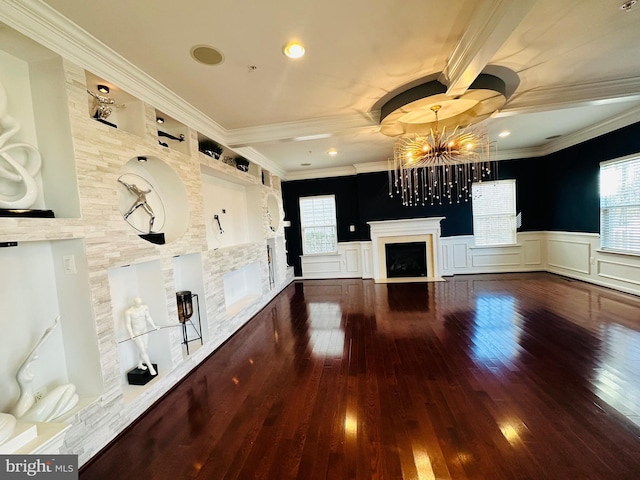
[368,217,445,283]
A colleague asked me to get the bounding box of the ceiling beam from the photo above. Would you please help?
[439,0,535,97]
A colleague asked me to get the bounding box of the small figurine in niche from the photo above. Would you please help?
[125,297,159,376]
[118,178,156,233]
[86,88,123,120]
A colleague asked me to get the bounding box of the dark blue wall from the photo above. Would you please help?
[282,121,640,275]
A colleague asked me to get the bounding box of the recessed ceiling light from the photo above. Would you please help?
[283,42,305,59]
[191,45,225,66]
[328,149,338,156]
[156,117,164,124]
[97,84,109,94]
[498,130,511,138]
[546,134,562,140]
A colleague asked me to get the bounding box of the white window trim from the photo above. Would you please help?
[299,194,338,255]
[599,153,640,256]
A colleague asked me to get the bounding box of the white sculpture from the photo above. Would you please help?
[0,80,42,209]
[10,317,79,422]
[125,297,159,375]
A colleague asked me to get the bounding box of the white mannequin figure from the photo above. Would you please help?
[0,80,42,208]
[10,317,79,422]
[125,297,159,375]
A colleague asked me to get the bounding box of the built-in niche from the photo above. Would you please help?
[223,262,262,316]
[117,156,190,245]
[85,71,146,137]
[0,26,79,218]
[266,193,281,233]
[108,260,173,403]
[197,134,224,160]
[172,253,208,357]
[0,239,101,452]
[155,110,189,155]
[201,166,263,250]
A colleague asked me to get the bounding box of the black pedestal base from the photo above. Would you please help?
[139,233,165,245]
[0,209,55,218]
[127,364,158,385]
[94,117,117,128]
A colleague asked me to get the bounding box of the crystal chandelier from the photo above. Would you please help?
[388,105,497,206]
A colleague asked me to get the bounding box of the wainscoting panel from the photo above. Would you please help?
[344,246,361,273]
[301,243,366,279]
[471,251,521,268]
[440,232,544,276]
[548,238,591,274]
[453,243,469,269]
[524,239,542,265]
[361,243,373,279]
[598,258,640,286]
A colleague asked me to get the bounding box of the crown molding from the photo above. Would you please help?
[226,112,379,147]
[353,161,389,174]
[232,147,287,179]
[282,106,640,181]
[498,77,640,115]
[284,166,357,181]
[0,1,237,155]
[537,103,640,156]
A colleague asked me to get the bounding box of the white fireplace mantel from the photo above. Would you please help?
[367,217,445,283]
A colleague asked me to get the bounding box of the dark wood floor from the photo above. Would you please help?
[80,273,640,479]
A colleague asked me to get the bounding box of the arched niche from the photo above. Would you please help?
[117,156,189,244]
[266,193,281,232]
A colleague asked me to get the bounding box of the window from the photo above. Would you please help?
[472,180,517,246]
[299,195,337,254]
[600,155,640,254]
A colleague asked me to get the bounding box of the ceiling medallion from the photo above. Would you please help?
[381,74,506,206]
[379,74,506,136]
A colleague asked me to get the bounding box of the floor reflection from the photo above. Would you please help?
[307,302,344,357]
[595,323,640,427]
[470,294,523,367]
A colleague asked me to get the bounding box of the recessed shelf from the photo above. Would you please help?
[0,27,79,217]
[223,262,262,316]
[0,239,102,440]
[201,166,264,249]
[108,260,174,400]
[155,110,189,154]
[85,71,146,137]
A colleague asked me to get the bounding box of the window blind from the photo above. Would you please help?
[472,180,517,246]
[600,156,640,254]
[299,195,337,254]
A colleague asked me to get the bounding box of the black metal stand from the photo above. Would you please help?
[182,293,203,355]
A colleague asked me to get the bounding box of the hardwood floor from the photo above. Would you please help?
[80,273,640,479]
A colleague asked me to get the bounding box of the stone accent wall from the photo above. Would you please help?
[1,58,292,465]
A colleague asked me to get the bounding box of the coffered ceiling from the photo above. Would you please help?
[3,0,640,180]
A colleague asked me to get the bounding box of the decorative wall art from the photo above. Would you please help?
[116,156,190,245]
[117,173,166,243]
